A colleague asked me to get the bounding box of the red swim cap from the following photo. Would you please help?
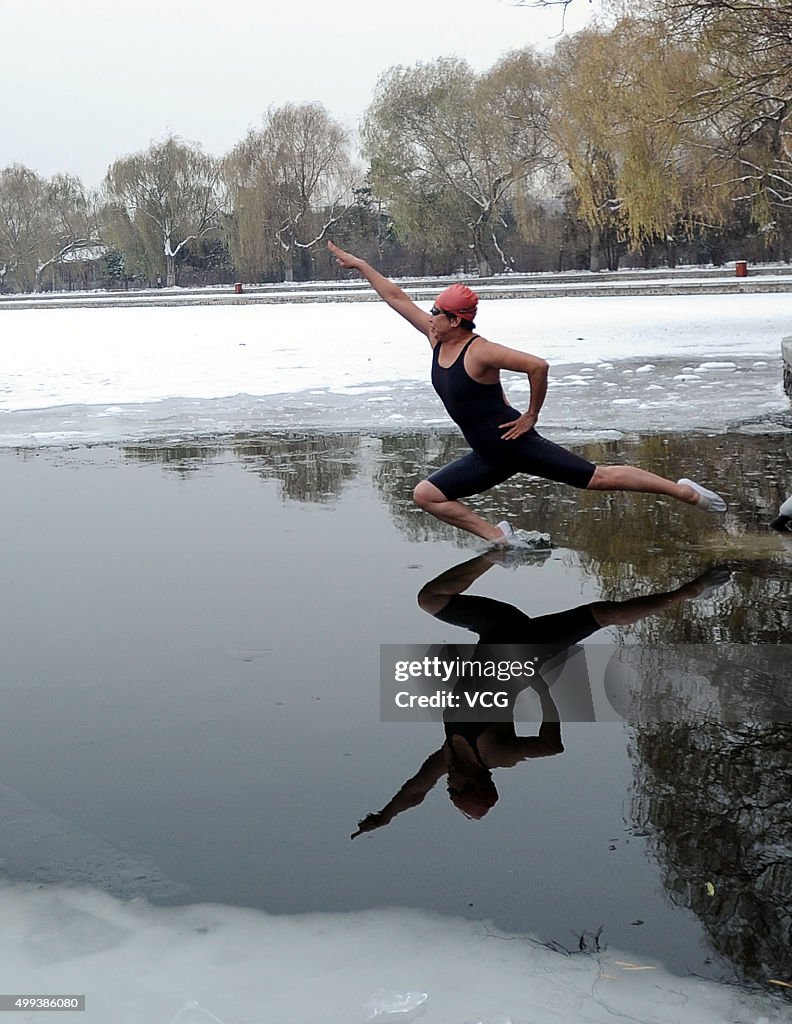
[434,283,478,320]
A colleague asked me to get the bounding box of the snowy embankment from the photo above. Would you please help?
[0,292,789,447]
[3,881,786,1024]
[3,265,792,310]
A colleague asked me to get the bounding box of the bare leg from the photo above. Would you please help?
[413,481,506,542]
[587,465,723,509]
[417,554,497,614]
[590,574,720,628]
[413,463,724,542]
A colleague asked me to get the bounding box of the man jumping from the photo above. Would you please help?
[328,241,727,543]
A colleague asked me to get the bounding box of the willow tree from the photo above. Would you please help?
[547,19,721,268]
[98,199,160,285]
[0,165,96,292]
[546,30,624,270]
[481,48,561,263]
[0,165,46,291]
[362,52,553,277]
[637,0,792,238]
[36,174,98,289]
[224,102,356,282]
[104,136,225,287]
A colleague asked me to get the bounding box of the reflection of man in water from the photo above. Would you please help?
[352,555,729,836]
[771,494,792,531]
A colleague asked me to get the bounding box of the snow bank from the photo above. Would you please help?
[1,882,784,1024]
[1,293,789,447]
[1,293,789,412]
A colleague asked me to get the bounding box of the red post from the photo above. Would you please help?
[234,282,243,294]
[735,261,748,277]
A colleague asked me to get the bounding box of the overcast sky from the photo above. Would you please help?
[3,0,600,189]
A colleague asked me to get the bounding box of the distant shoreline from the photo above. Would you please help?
[3,264,792,310]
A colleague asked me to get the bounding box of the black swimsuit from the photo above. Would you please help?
[428,336,596,500]
[443,720,491,768]
[438,594,600,753]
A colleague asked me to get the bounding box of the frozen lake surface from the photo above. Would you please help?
[1,292,790,447]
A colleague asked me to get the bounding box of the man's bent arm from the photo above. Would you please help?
[525,360,548,421]
[475,340,549,438]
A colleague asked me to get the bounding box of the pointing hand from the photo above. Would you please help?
[328,241,361,270]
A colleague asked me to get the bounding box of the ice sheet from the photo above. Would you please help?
[1,882,785,1023]
[0,293,789,448]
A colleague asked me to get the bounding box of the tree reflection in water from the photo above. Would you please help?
[631,721,791,994]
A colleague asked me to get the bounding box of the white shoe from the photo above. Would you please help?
[494,521,552,550]
[486,545,552,570]
[678,478,727,513]
[772,495,792,530]
[691,566,732,601]
[495,521,514,544]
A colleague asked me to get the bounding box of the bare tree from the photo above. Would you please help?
[105,136,225,287]
[529,1,792,241]
[513,0,586,30]
[0,165,43,291]
[647,1,792,224]
[224,102,356,282]
[0,165,96,292]
[362,53,553,276]
[546,18,726,269]
[35,174,97,290]
[546,30,626,269]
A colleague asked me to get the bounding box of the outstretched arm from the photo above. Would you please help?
[328,241,432,340]
[351,748,447,838]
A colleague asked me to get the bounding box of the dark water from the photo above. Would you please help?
[0,430,790,999]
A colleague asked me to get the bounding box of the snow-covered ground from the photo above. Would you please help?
[1,292,789,447]
[3,881,786,1024]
